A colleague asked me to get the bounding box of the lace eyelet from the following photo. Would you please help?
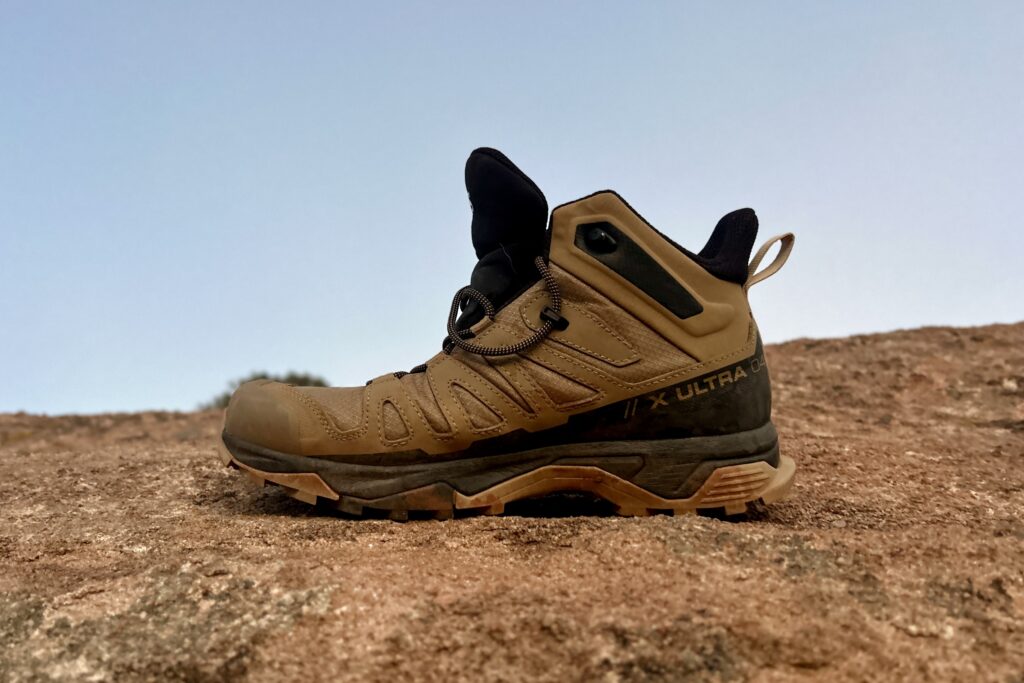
[540,306,569,331]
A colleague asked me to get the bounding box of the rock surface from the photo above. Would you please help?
[2,323,1023,682]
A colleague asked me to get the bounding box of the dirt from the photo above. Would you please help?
[2,322,1023,682]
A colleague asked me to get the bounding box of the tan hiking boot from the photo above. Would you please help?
[219,148,796,519]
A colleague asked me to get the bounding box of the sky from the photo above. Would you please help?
[1,1,1022,414]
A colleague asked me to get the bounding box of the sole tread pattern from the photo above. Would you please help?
[219,440,795,520]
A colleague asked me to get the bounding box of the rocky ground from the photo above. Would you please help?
[1,323,1023,682]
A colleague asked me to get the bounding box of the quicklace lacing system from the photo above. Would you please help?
[392,256,564,379]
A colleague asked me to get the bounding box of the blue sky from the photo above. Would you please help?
[2,1,1022,414]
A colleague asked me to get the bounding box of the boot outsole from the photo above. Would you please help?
[217,438,795,520]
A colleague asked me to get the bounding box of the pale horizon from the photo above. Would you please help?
[3,2,1022,414]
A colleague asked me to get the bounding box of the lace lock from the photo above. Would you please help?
[540,306,569,331]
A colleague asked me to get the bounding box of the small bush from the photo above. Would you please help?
[202,371,329,410]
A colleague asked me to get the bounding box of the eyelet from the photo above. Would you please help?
[584,226,617,253]
[540,306,569,331]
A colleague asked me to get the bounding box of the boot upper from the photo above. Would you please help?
[224,151,765,459]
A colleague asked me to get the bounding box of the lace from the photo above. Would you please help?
[392,256,563,379]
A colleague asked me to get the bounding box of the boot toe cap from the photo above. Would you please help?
[224,380,315,454]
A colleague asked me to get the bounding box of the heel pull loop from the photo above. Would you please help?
[745,233,795,292]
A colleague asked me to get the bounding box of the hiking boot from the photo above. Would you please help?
[218,148,796,519]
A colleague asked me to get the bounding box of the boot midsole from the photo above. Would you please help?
[222,422,779,501]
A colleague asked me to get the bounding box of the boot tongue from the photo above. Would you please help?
[466,147,548,259]
[458,148,548,329]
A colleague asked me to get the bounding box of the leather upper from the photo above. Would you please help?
[224,192,759,458]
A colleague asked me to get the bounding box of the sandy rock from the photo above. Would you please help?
[1,323,1023,682]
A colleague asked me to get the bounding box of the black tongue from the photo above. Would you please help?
[466,147,548,259]
[458,148,548,329]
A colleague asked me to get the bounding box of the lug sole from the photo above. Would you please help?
[217,437,795,520]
